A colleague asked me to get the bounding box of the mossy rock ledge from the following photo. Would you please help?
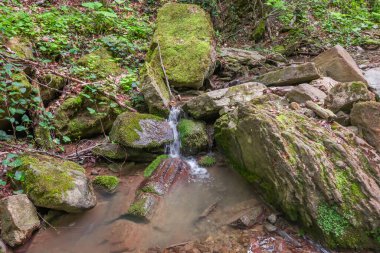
[16,154,97,213]
[109,112,173,150]
[214,94,380,249]
[178,119,208,155]
[144,3,216,90]
[53,93,123,140]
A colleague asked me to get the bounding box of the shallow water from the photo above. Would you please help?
[17,157,260,253]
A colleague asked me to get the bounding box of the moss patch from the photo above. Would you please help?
[178,119,208,155]
[93,175,119,192]
[198,155,216,167]
[143,154,169,177]
[127,198,147,217]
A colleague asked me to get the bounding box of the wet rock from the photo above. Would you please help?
[351,101,380,152]
[365,67,380,95]
[5,37,33,59]
[178,119,208,155]
[215,94,380,248]
[217,47,265,80]
[17,154,97,213]
[92,143,127,161]
[264,223,277,232]
[228,206,264,228]
[183,82,266,121]
[144,3,216,89]
[267,214,277,224]
[54,93,123,140]
[38,74,66,104]
[0,194,40,247]
[335,111,350,126]
[285,83,326,104]
[109,112,173,150]
[313,45,368,84]
[256,62,321,86]
[310,77,339,93]
[324,81,375,112]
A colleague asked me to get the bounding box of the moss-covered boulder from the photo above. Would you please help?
[54,93,123,140]
[109,112,173,150]
[144,3,216,89]
[5,37,33,59]
[92,143,127,160]
[76,47,123,80]
[16,154,97,213]
[351,101,380,153]
[93,175,120,192]
[0,72,32,130]
[215,94,380,249]
[324,81,375,113]
[38,74,66,104]
[178,119,208,155]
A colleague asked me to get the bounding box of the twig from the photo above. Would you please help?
[66,143,101,158]
[157,42,173,98]
[37,212,59,233]
[0,142,67,160]
[166,241,192,249]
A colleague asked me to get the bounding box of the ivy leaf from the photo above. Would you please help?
[16,125,27,132]
[14,170,25,181]
[0,179,6,186]
[9,159,23,168]
[82,2,103,10]
[87,107,96,114]
[62,136,71,143]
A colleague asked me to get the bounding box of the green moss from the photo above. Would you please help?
[93,175,120,192]
[5,37,33,59]
[151,3,214,88]
[140,185,159,194]
[76,47,122,80]
[17,155,84,208]
[317,203,349,239]
[127,199,146,216]
[349,81,367,94]
[198,155,216,167]
[178,119,208,155]
[109,112,165,148]
[144,154,169,177]
[251,19,266,41]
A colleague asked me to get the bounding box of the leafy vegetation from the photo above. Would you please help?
[198,155,216,167]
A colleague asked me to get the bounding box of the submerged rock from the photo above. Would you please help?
[178,119,208,155]
[144,3,216,89]
[215,94,380,249]
[183,82,266,121]
[313,45,367,84]
[17,155,97,213]
[54,93,123,140]
[256,62,321,86]
[0,194,40,247]
[351,101,380,153]
[109,112,173,150]
[324,81,374,112]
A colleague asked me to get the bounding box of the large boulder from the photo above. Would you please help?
[324,81,374,113]
[17,155,97,213]
[109,112,173,150]
[215,95,380,249]
[143,3,216,89]
[351,101,380,153]
[178,119,208,155]
[183,82,266,121]
[313,45,367,84]
[5,37,33,59]
[0,194,40,247]
[256,62,321,86]
[285,83,326,104]
[54,93,123,140]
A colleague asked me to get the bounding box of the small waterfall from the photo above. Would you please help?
[167,107,209,179]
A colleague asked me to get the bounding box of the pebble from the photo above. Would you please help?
[290,102,301,110]
[264,223,277,232]
[267,214,277,224]
[91,169,99,175]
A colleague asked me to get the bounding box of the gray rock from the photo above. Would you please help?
[313,45,367,84]
[18,155,97,213]
[264,223,277,232]
[267,214,277,224]
[324,81,375,112]
[228,206,264,228]
[256,62,321,86]
[351,101,380,152]
[0,194,40,247]
[285,83,326,104]
[183,82,266,121]
[335,111,350,126]
[92,143,127,161]
[364,67,380,95]
[109,112,173,150]
[310,77,339,93]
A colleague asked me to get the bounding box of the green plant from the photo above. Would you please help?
[198,155,216,167]
[317,203,349,238]
[120,73,138,92]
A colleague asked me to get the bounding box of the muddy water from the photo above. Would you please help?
[18,157,261,253]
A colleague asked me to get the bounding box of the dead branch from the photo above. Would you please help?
[0,142,67,160]
[157,42,173,98]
